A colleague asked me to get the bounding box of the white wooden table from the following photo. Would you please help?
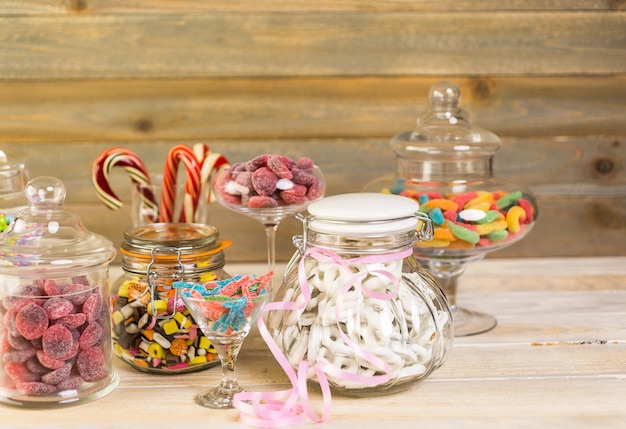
[4,257,626,429]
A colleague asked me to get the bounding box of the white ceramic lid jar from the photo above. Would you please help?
[268,193,453,397]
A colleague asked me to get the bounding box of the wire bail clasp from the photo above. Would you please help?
[147,247,184,319]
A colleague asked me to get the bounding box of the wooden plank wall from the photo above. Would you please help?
[0,1,624,263]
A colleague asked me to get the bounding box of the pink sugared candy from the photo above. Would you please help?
[15,303,49,340]
[42,324,74,359]
[1,279,111,397]
[217,154,324,208]
[76,347,108,382]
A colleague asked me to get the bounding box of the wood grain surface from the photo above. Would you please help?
[0,3,624,262]
[2,258,625,429]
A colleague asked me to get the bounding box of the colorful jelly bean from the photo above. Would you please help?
[381,183,536,251]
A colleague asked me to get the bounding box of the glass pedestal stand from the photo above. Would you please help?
[418,256,496,336]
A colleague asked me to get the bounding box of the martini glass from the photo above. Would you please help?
[180,285,270,409]
[212,163,326,281]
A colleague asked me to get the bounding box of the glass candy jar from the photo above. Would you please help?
[365,81,539,336]
[0,150,28,233]
[0,176,118,407]
[268,193,453,397]
[111,223,231,374]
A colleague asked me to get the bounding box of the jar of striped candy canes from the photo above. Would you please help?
[267,193,453,397]
[110,223,231,374]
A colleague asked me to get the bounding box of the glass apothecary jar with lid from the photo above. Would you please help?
[110,223,231,374]
[0,176,118,407]
[267,193,453,397]
[365,81,539,336]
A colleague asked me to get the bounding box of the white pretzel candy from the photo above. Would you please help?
[271,256,449,391]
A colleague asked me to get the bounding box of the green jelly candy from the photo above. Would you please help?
[485,230,508,242]
[497,191,522,210]
[446,220,480,244]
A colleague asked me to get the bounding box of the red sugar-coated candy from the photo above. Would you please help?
[3,296,36,312]
[15,303,49,340]
[43,297,74,320]
[443,210,458,222]
[16,283,46,298]
[252,167,278,196]
[72,275,89,285]
[63,283,94,305]
[81,293,102,325]
[167,297,186,314]
[296,157,314,170]
[30,337,42,349]
[41,362,72,385]
[2,346,37,363]
[0,334,10,353]
[76,347,108,382]
[281,189,308,205]
[4,310,21,338]
[26,357,51,375]
[7,332,32,351]
[16,381,56,395]
[57,374,83,391]
[234,171,253,189]
[247,195,278,208]
[291,167,316,186]
[518,198,534,224]
[36,350,66,370]
[54,312,86,329]
[43,279,62,296]
[4,361,40,382]
[215,173,242,205]
[267,154,294,180]
[79,323,103,350]
[285,183,307,196]
[42,324,73,359]
[306,180,324,200]
[246,154,269,171]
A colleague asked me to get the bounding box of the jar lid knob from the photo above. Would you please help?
[25,176,66,209]
[429,81,461,112]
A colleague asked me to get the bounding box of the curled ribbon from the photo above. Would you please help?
[234,245,413,427]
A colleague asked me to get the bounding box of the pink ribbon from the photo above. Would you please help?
[234,246,413,427]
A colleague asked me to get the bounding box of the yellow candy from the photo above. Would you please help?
[147,342,166,359]
[147,299,168,315]
[161,319,179,335]
[465,192,493,208]
[199,272,217,283]
[117,281,130,298]
[188,355,208,365]
[475,219,508,236]
[198,336,212,350]
[465,201,491,212]
[433,227,455,241]
[174,312,192,329]
[506,205,526,233]
[112,310,125,325]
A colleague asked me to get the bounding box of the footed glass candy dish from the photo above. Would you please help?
[365,81,538,336]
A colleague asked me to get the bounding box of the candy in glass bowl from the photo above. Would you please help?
[365,81,538,336]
